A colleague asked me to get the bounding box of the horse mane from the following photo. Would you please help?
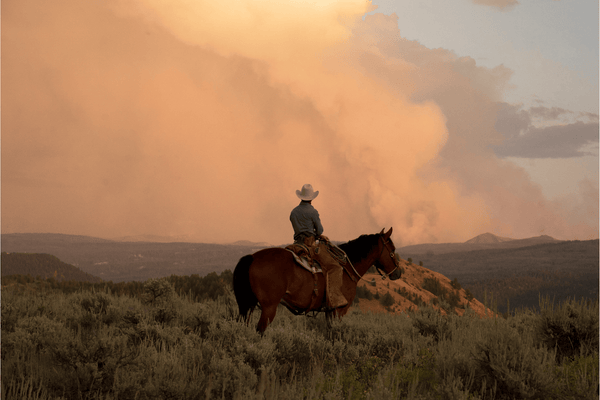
[338,233,380,264]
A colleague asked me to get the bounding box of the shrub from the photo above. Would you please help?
[379,292,395,308]
[411,306,451,342]
[142,278,175,306]
[557,353,599,397]
[473,324,559,399]
[3,315,70,354]
[79,292,111,314]
[391,347,437,396]
[465,288,474,302]
[355,285,374,300]
[437,297,454,314]
[447,290,462,310]
[450,278,462,290]
[422,276,446,297]
[2,277,599,400]
[536,297,599,362]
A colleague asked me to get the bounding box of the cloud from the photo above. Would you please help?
[493,103,600,158]
[471,0,519,11]
[550,178,599,238]
[2,1,597,245]
[578,111,600,122]
[2,0,450,245]
[494,121,599,158]
[343,13,598,240]
[528,106,572,120]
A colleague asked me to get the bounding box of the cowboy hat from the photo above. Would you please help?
[296,184,319,201]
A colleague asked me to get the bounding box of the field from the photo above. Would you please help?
[2,277,598,400]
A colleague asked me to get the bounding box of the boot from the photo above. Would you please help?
[326,267,348,309]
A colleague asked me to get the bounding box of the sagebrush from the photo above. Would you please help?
[1,276,598,399]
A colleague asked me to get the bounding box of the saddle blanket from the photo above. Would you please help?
[285,248,323,274]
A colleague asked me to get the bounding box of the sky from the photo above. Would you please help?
[2,0,598,246]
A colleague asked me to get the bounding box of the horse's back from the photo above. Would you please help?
[248,247,296,279]
[251,247,313,278]
[252,246,292,260]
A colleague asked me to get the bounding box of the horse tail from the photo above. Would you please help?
[233,254,258,322]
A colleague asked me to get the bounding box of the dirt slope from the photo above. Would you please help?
[355,257,493,318]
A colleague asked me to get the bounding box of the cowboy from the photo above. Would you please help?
[290,184,348,310]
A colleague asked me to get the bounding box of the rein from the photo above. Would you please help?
[326,242,361,282]
[375,234,401,280]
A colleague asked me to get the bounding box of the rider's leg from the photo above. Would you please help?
[316,243,348,309]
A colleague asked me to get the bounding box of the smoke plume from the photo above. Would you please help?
[2,0,596,245]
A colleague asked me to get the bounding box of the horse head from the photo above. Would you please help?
[373,227,402,280]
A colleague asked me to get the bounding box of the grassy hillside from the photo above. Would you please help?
[2,279,597,399]
[1,252,102,283]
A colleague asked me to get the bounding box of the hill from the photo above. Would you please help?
[354,258,492,318]
[1,233,265,282]
[113,234,201,243]
[398,233,560,255]
[401,239,599,312]
[464,232,514,244]
[229,240,271,247]
[1,252,103,283]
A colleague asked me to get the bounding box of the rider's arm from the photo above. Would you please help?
[313,210,324,237]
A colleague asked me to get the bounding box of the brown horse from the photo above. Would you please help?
[233,227,403,334]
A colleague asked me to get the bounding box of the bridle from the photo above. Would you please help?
[375,234,401,280]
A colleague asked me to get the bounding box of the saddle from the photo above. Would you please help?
[284,241,358,283]
[285,243,322,274]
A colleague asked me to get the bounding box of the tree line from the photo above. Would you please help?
[1,270,233,304]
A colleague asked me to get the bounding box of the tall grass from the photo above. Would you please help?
[2,280,598,399]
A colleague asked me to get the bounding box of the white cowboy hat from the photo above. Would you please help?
[296,184,319,201]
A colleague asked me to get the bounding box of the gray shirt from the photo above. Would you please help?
[290,201,324,241]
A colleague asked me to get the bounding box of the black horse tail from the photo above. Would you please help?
[233,254,258,322]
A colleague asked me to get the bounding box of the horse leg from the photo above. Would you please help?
[248,250,293,334]
[256,303,278,335]
[325,311,332,329]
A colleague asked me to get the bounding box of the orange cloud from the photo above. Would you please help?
[2,0,596,247]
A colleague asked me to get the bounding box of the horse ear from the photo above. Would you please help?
[380,228,385,235]
[384,227,393,240]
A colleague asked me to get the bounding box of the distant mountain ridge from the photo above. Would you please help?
[3,232,115,244]
[113,234,199,243]
[398,233,560,255]
[3,232,272,246]
[229,240,271,247]
[465,232,514,244]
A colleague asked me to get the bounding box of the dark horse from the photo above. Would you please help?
[233,227,402,334]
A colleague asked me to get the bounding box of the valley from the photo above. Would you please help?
[2,232,597,313]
